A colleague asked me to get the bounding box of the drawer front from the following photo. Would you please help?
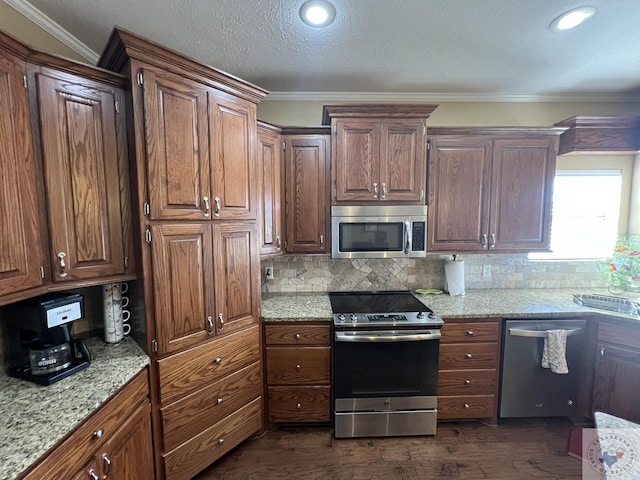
[264,324,330,346]
[163,397,262,480]
[438,395,496,420]
[598,321,640,350]
[266,347,331,385]
[439,343,497,369]
[158,325,260,405]
[268,386,331,422]
[441,321,499,343]
[161,361,262,451]
[22,369,149,480]
[438,369,497,395]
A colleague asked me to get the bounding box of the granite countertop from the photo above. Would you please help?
[0,337,149,480]
[261,288,640,322]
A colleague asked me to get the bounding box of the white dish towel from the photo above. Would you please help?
[541,329,569,374]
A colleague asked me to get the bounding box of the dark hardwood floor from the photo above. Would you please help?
[195,419,584,479]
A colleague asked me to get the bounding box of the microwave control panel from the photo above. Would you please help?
[412,222,425,251]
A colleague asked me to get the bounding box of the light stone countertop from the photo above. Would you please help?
[261,288,640,322]
[0,337,149,480]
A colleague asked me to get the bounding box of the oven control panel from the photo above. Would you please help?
[367,314,407,322]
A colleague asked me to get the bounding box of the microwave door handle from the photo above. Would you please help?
[404,220,411,254]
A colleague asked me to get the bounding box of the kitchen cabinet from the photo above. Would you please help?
[20,369,153,480]
[438,318,501,423]
[554,115,640,155]
[322,104,437,204]
[592,321,640,424]
[99,27,267,480]
[0,44,44,298]
[257,121,284,256]
[264,323,331,423]
[283,128,330,254]
[428,128,561,253]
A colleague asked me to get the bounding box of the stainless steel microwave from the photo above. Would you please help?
[331,205,427,259]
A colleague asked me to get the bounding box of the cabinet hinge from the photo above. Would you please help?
[23,75,27,89]
[151,340,158,352]
[145,228,152,244]
[40,266,45,279]
[136,72,144,87]
[114,100,120,114]
[143,202,150,216]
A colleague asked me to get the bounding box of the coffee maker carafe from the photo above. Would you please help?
[5,293,91,385]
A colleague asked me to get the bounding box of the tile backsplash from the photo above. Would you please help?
[261,254,606,293]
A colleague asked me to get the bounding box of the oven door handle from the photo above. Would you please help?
[335,331,441,342]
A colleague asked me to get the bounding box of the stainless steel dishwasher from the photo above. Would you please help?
[500,318,586,418]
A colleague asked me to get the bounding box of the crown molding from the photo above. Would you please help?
[4,0,99,63]
[263,91,640,103]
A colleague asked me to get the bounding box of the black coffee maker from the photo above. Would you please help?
[5,292,91,385]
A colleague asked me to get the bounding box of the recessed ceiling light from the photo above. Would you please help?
[299,0,336,28]
[549,6,596,31]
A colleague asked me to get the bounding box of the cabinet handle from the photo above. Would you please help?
[373,183,378,199]
[463,403,470,409]
[296,402,302,409]
[466,331,474,336]
[203,196,210,217]
[218,312,225,331]
[320,234,324,246]
[207,316,214,336]
[465,353,473,359]
[295,364,301,371]
[464,379,471,385]
[481,234,488,248]
[276,236,281,250]
[57,252,68,277]
[295,333,301,340]
[600,347,605,358]
[381,182,386,199]
[213,197,221,216]
[88,469,99,480]
[217,398,223,405]
[490,233,496,249]
[102,453,112,476]
[93,428,104,439]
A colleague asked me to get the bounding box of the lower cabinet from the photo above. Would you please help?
[437,318,501,423]
[592,321,640,424]
[21,369,153,480]
[264,323,331,423]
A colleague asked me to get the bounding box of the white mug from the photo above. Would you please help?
[121,309,131,323]
[103,283,130,343]
[123,323,131,336]
[121,296,130,308]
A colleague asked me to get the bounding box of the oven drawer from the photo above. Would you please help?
[268,386,331,422]
[264,324,330,346]
[266,346,331,385]
[441,321,499,343]
[439,343,498,369]
[438,369,497,395]
[438,395,496,420]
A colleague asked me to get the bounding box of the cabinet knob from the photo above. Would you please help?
[466,331,474,336]
[465,353,473,359]
[295,364,301,371]
[217,398,223,405]
[214,357,222,364]
[93,428,104,439]
[57,252,68,277]
[295,333,301,340]
[463,403,470,409]
[218,438,225,445]
[296,402,302,409]
[464,380,471,385]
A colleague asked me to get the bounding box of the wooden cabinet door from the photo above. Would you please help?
[0,51,44,295]
[380,119,426,203]
[284,135,329,253]
[208,91,257,220]
[427,137,492,252]
[489,139,555,251]
[592,344,640,424]
[36,70,125,282]
[99,402,154,480]
[257,126,283,256]
[151,223,215,356]
[332,120,379,202]
[213,222,259,336]
[141,68,211,220]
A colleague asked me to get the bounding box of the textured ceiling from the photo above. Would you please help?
[8,0,640,100]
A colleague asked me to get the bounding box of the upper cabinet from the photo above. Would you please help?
[257,122,284,257]
[0,46,45,297]
[428,128,563,253]
[554,116,640,155]
[322,104,437,205]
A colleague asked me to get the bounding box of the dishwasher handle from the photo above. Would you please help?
[508,326,583,338]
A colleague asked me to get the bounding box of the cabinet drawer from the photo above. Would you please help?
[439,343,498,369]
[268,386,331,422]
[161,361,261,452]
[158,325,260,405]
[598,321,640,350]
[264,324,330,346]
[438,395,496,420]
[441,321,499,343]
[163,397,262,480]
[438,369,497,395]
[21,369,149,480]
[266,347,331,385]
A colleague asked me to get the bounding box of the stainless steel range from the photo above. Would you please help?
[329,291,444,438]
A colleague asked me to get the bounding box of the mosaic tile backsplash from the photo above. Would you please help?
[261,254,606,293]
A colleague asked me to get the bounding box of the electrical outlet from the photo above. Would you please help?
[264,263,274,280]
[482,265,491,278]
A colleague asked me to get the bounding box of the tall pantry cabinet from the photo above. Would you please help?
[99,28,268,480]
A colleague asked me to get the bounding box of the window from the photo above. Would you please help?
[529,169,622,260]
